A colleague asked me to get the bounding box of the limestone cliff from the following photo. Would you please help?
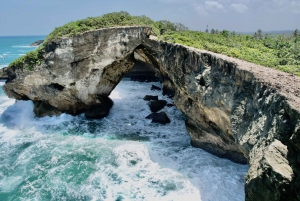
[3,26,300,201]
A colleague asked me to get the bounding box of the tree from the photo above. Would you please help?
[293,29,299,38]
[254,29,263,40]
[220,30,229,37]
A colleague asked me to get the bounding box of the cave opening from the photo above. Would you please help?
[108,45,174,125]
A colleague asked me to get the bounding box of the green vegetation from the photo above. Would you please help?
[8,45,45,70]
[9,12,300,76]
[162,29,300,75]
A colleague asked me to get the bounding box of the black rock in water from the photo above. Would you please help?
[151,85,161,91]
[85,97,113,119]
[143,95,158,101]
[148,100,167,112]
[145,112,171,125]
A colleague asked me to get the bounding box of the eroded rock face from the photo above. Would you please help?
[4,26,300,200]
[4,27,152,118]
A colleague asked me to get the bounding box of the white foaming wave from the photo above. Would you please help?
[0,79,248,201]
[108,80,248,201]
[11,45,36,48]
[86,142,202,201]
[109,91,122,99]
[3,53,26,56]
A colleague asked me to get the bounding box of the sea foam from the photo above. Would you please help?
[0,79,248,201]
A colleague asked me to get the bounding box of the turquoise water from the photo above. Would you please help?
[0,36,248,201]
[0,36,45,68]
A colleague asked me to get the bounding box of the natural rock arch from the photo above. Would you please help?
[4,26,300,201]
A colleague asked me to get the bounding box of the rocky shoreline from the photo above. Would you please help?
[0,67,8,80]
[3,26,300,201]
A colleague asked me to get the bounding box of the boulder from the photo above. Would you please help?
[166,103,175,107]
[85,97,113,119]
[151,85,161,91]
[145,112,171,125]
[148,100,167,112]
[143,95,158,101]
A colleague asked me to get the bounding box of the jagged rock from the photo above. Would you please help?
[33,101,62,117]
[30,40,44,46]
[151,85,161,91]
[148,100,167,112]
[166,103,174,107]
[84,97,113,119]
[0,67,8,80]
[143,95,158,101]
[4,26,300,200]
[145,112,171,125]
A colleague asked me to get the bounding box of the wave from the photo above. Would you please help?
[0,80,248,201]
[11,45,37,48]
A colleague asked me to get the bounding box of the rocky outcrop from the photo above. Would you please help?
[30,40,44,46]
[146,112,171,125]
[3,26,300,200]
[148,100,167,112]
[0,67,8,80]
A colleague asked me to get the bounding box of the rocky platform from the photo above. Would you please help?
[3,26,300,201]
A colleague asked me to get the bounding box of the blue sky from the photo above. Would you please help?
[1,0,299,36]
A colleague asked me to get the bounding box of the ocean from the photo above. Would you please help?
[0,36,45,69]
[0,36,248,201]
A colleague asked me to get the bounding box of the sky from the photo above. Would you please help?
[1,0,299,36]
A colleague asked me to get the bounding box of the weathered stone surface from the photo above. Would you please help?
[84,96,113,119]
[34,101,62,117]
[4,26,300,200]
[0,67,8,80]
[148,100,167,112]
[145,112,171,125]
[4,26,152,117]
[143,95,158,101]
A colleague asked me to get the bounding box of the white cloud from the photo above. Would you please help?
[231,3,248,13]
[205,1,224,11]
[195,5,209,16]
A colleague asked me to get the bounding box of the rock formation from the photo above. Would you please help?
[0,67,8,80]
[30,40,44,46]
[3,26,300,201]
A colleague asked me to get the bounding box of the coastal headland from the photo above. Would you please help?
[3,25,300,201]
